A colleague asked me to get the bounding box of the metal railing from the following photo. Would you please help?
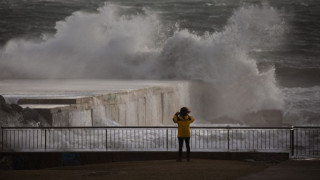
[0,126,319,157]
[294,127,320,157]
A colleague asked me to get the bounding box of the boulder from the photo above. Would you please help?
[1,103,13,113]
[1,95,47,127]
[10,104,23,113]
[22,107,39,121]
[0,95,14,113]
[0,95,6,105]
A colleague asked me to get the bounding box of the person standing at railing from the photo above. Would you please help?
[173,107,195,162]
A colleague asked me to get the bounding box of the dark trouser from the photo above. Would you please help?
[178,137,190,159]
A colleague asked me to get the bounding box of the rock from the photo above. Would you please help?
[1,96,46,126]
[22,107,39,121]
[1,103,13,113]
[0,95,6,105]
[10,104,23,113]
[0,95,14,113]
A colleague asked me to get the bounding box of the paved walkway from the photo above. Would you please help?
[1,159,319,180]
[0,159,268,180]
[237,160,320,180]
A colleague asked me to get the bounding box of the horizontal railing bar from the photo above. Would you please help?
[0,126,303,129]
[293,126,320,129]
[0,126,175,129]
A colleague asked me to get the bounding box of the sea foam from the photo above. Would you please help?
[0,3,286,120]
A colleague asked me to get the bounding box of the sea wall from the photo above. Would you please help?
[50,81,283,127]
[90,83,190,126]
[26,81,192,126]
[1,80,283,127]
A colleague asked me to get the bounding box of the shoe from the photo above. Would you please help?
[187,158,190,162]
[176,158,182,162]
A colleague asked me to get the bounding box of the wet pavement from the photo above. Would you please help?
[237,159,320,180]
[0,159,268,180]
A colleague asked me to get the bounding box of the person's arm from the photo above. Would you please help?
[172,112,179,123]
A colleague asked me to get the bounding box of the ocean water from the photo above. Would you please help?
[0,0,319,125]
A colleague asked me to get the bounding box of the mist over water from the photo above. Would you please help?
[0,0,319,124]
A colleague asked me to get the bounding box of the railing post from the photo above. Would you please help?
[227,128,230,152]
[1,127,3,151]
[166,128,169,151]
[290,126,294,157]
[106,128,108,152]
[44,129,47,152]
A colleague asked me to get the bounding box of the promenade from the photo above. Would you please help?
[1,159,319,180]
[0,159,268,180]
[238,159,320,180]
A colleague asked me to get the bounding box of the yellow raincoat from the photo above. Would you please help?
[173,114,195,137]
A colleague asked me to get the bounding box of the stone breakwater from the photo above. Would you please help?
[0,80,190,127]
[0,80,283,127]
[14,86,184,126]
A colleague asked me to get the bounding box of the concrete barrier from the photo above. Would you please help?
[1,80,192,126]
[0,80,283,126]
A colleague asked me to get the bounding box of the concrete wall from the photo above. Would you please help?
[47,81,191,126]
[16,80,283,127]
[90,83,190,126]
